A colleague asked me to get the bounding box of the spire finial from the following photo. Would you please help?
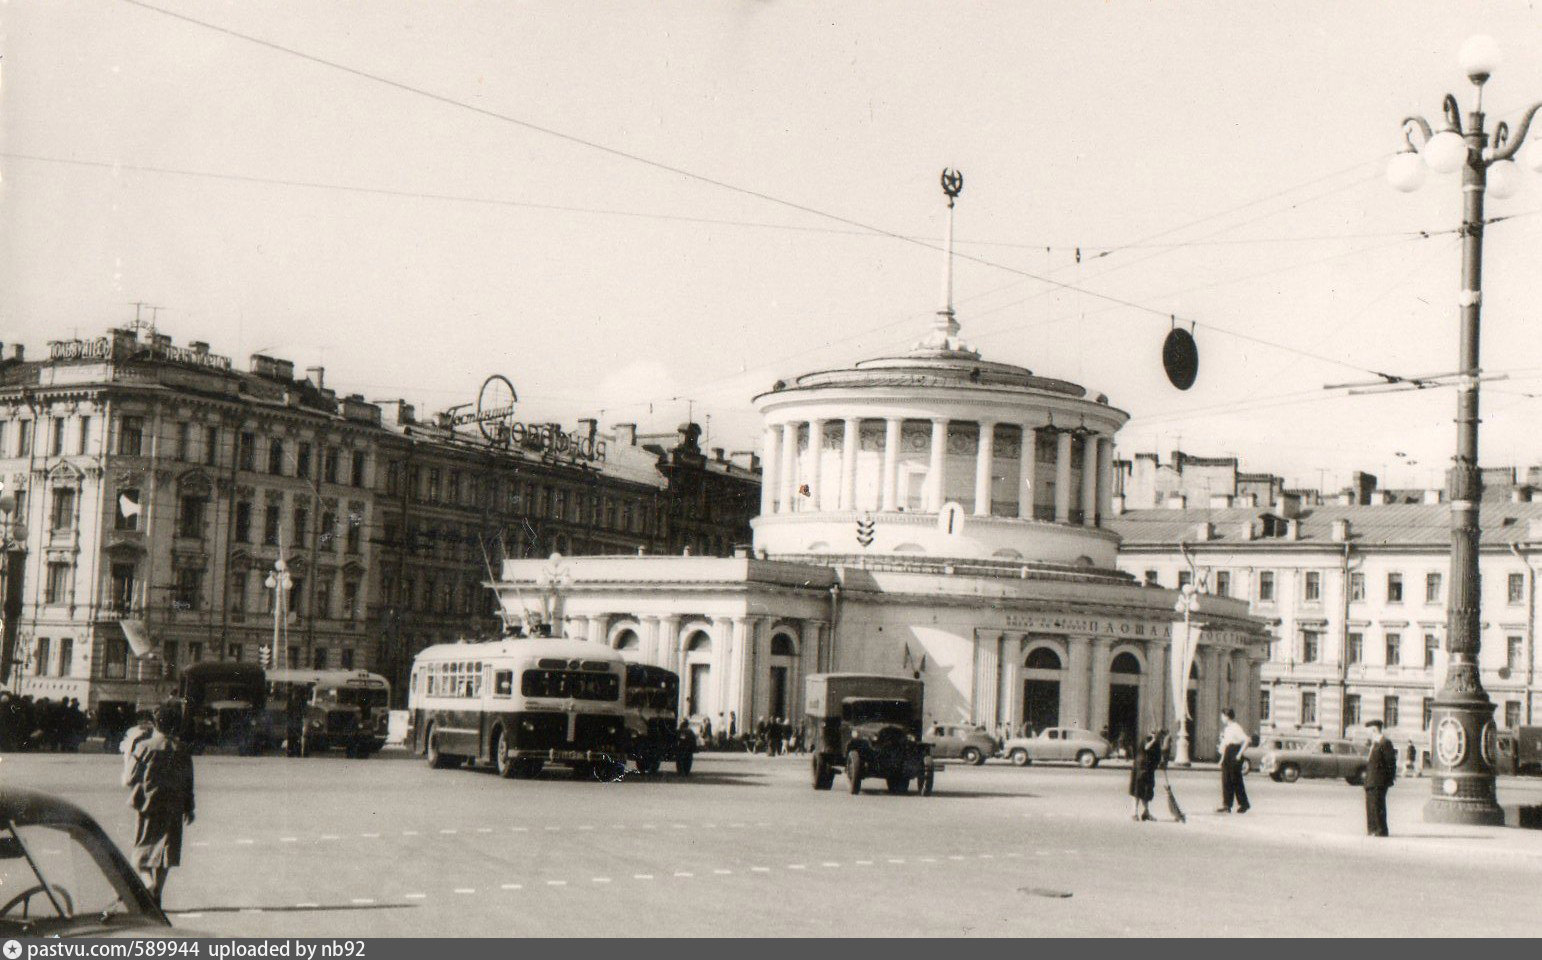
[912,168,978,357]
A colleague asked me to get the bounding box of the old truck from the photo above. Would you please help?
[806,673,936,796]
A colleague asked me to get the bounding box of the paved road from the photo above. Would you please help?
[9,749,1542,937]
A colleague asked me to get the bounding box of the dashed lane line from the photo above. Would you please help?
[501,884,523,890]
[454,888,476,894]
[633,874,654,880]
[404,893,427,900]
[546,880,567,887]
[674,871,694,878]
[592,878,612,884]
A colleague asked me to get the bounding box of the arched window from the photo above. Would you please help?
[1025,647,1062,670]
[686,631,712,654]
[613,629,640,651]
[770,633,797,658]
[1110,652,1142,674]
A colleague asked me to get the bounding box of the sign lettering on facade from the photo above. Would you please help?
[48,336,233,371]
[1004,612,1173,640]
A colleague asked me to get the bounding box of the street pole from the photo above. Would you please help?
[1387,35,1542,824]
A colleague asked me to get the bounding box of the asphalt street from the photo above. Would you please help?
[8,748,1542,937]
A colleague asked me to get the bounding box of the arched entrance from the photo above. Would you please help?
[612,627,641,661]
[768,631,798,719]
[1021,645,1063,735]
[682,630,713,718]
[1107,651,1142,753]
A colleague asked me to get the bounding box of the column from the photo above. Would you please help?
[840,418,859,510]
[713,616,740,722]
[641,615,662,664]
[1194,645,1220,761]
[779,422,797,514]
[807,419,824,509]
[1081,433,1099,526]
[973,421,995,516]
[586,615,606,645]
[881,418,901,511]
[760,427,779,515]
[1000,634,1023,733]
[1089,637,1113,735]
[732,616,758,721]
[975,630,1001,727]
[1229,650,1249,719]
[1054,431,1073,523]
[1096,436,1114,526]
[1018,424,1038,519]
[657,615,682,708]
[928,418,948,512]
[1064,637,1092,729]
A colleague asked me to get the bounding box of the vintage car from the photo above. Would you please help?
[807,673,936,795]
[1260,737,1369,783]
[0,787,175,937]
[1240,736,1313,775]
[1001,727,1111,767]
[924,723,1000,765]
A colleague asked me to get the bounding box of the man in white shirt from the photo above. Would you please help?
[1216,708,1251,814]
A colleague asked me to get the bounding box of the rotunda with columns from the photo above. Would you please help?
[496,176,1270,757]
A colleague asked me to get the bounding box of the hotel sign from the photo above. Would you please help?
[449,374,606,466]
[48,336,232,371]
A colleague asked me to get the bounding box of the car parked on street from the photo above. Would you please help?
[1001,727,1111,767]
[1260,737,1369,784]
[924,723,999,765]
[0,787,175,937]
[1241,736,1313,775]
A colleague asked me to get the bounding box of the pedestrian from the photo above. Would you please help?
[754,716,768,754]
[701,715,714,744]
[770,717,785,756]
[1404,742,1418,777]
[1363,719,1397,837]
[1129,730,1167,822]
[121,709,156,785]
[125,702,196,907]
[728,711,738,739]
[1215,708,1251,814]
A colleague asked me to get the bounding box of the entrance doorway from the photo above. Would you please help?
[688,664,710,717]
[1020,646,1063,735]
[769,667,788,718]
[1107,651,1142,753]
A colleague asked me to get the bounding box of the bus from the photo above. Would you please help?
[408,636,629,780]
[260,669,391,758]
[623,663,693,776]
[178,662,267,754]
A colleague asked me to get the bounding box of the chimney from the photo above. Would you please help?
[749,453,761,473]
[1274,493,1301,520]
[1332,519,1352,542]
[1192,521,1214,542]
[1370,490,1391,506]
[1336,492,1354,506]
[577,418,598,439]
[1424,488,1442,505]
[10,344,23,361]
[1209,494,1233,509]
[305,366,325,391]
[1237,493,1258,508]
[615,423,637,447]
[1286,518,1302,540]
[1238,520,1256,541]
[711,447,725,462]
[1512,487,1532,504]
[1165,494,1187,510]
[1352,471,1378,505]
[190,341,210,354]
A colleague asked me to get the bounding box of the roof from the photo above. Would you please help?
[1108,501,1542,549]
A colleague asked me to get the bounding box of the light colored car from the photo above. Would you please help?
[0,787,175,938]
[1241,736,1312,775]
[923,724,1000,765]
[1001,727,1111,768]
[1260,738,1369,784]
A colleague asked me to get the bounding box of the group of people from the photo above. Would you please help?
[1127,707,1400,837]
[0,691,90,751]
[692,712,810,754]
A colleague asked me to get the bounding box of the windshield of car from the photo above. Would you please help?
[326,687,388,709]
[841,699,913,725]
[0,821,140,933]
[203,683,258,705]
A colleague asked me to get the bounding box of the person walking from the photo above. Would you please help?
[1215,708,1251,814]
[125,703,196,907]
[1128,730,1167,821]
[1363,719,1397,837]
[120,709,155,784]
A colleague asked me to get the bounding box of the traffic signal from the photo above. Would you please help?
[259,645,272,668]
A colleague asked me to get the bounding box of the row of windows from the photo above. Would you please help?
[383,461,655,535]
[1160,567,1529,607]
[1262,689,1530,730]
[1293,630,1528,670]
[29,634,360,679]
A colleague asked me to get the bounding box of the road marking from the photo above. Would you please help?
[361,833,380,838]
[592,878,611,884]
[887,859,906,864]
[295,903,319,909]
[674,871,694,877]
[611,824,626,829]
[280,838,298,843]
[946,855,963,861]
[476,828,492,834]
[237,839,255,846]
[320,835,340,841]
[713,869,732,875]
[190,841,209,848]
[821,862,841,868]
[633,874,654,880]
[672,823,688,829]
[979,854,995,859]
[404,893,427,900]
[787,864,806,870]
[544,826,562,832]
[403,830,420,836]
[351,898,375,905]
[546,880,567,887]
[500,884,522,890]
[453,888,476,894]
[855,860,873,866]
[440,829,458,834]
[512,827,528,832]
[750,867,771,873]
[181,913,205,919]
[241,908,264,914]
[756,821,771,827]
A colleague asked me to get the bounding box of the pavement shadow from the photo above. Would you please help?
[169,904,417,914]
[929,790,1043,800]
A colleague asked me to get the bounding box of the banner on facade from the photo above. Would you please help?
[1168,619,1200,723]
[121,619,154,657]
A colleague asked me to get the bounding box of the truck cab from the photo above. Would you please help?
[806,673,935,796]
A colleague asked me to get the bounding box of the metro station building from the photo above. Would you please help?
[498,235,1270,757]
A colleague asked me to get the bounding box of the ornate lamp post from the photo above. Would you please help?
[265,559,293,671]
[0,491,29,688]
[1387,35,1542,824]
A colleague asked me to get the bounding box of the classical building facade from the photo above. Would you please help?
[498,248,1269,756]
[1109,492,1542,754]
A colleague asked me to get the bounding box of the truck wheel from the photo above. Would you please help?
[1076,750,1098,768]
[962,747,984,766]
[886,775,910,795]
[494,731,516,779]
[812,755,835,790]
[846,750,864,795]
[921,768,936,796]
[1010,749,1030,767]
[675,754,693,776]
[1278,764,1300,784]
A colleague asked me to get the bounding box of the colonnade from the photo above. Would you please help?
[760,416,1115,527]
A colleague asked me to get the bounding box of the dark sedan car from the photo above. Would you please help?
[0,787,173,937]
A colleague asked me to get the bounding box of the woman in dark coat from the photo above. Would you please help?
[1128,730,1167,822]
[125,703,196,906]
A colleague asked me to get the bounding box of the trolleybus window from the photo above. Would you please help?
[493,670,514,697]
[521,668,620,701]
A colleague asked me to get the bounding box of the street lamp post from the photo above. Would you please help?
[1387,35,1542,825]
[265,558,293,672]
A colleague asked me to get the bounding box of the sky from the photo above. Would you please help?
[6,1,1542,492]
